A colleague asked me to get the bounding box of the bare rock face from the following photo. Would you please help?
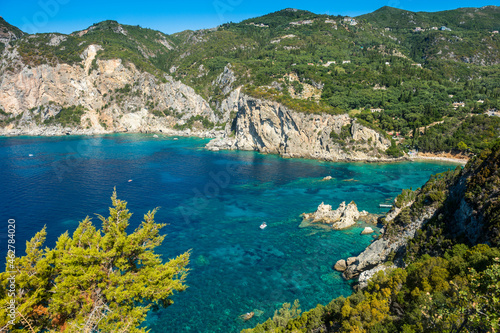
[346,257,357,266]
[302,201,367,229]
[0,45,220,136]
[212,64,236,95]
[206,90,393,162]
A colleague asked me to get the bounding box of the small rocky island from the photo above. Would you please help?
[301,201,373,229]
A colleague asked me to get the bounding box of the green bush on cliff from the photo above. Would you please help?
[243,86,344,115]
[385,139,404,158]
[394,188,417,208]
[44,105,86,127]
[173,115,214,130]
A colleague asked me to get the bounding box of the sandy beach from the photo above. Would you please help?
[409,152,469,165]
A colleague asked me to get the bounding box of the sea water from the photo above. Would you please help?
[0,134,458,332]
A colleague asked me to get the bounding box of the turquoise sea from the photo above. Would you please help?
[0,134,459,332]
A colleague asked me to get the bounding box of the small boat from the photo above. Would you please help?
[379,204,392,208]
[128,179,133,182]
[28,154,33,157]
[260,222,267,229]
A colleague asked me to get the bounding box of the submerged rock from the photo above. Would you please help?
[302,201,367,229]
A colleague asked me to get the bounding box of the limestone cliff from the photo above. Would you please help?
[206,89,393,161]
[0,44,220,136]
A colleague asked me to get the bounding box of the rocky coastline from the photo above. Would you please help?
[332,198,440,288]
[0,123,223,138]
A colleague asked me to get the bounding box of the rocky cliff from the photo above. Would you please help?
[206,89,393,161]
[342,205,437,280]
[0,43,220,136]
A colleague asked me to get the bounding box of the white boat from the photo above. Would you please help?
[260,222,267,229]
[28,154,33,157]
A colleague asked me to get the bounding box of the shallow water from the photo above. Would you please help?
[0,134,457,332]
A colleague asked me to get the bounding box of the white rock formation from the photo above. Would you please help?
[361,227,374,234]
[357,265,392,289]
[302,201,367,229]
[343,206,438,280]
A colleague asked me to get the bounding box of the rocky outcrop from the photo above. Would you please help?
[206,89,393,162]
[302,201,368,229]
[334,259,347,272]
[342,205,438,280]
[0,45,220,136]
[361,227,374,235]
[213,64,236,95]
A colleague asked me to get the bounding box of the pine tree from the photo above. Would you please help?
[0,190,190,332]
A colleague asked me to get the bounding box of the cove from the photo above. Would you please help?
[0,134,458,332]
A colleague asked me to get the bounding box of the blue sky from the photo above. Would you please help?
[1,0,496,35]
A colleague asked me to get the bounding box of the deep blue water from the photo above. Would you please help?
[0,134,458,332]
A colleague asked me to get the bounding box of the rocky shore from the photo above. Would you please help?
[0,123,224,138]
[333,201,439,286]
